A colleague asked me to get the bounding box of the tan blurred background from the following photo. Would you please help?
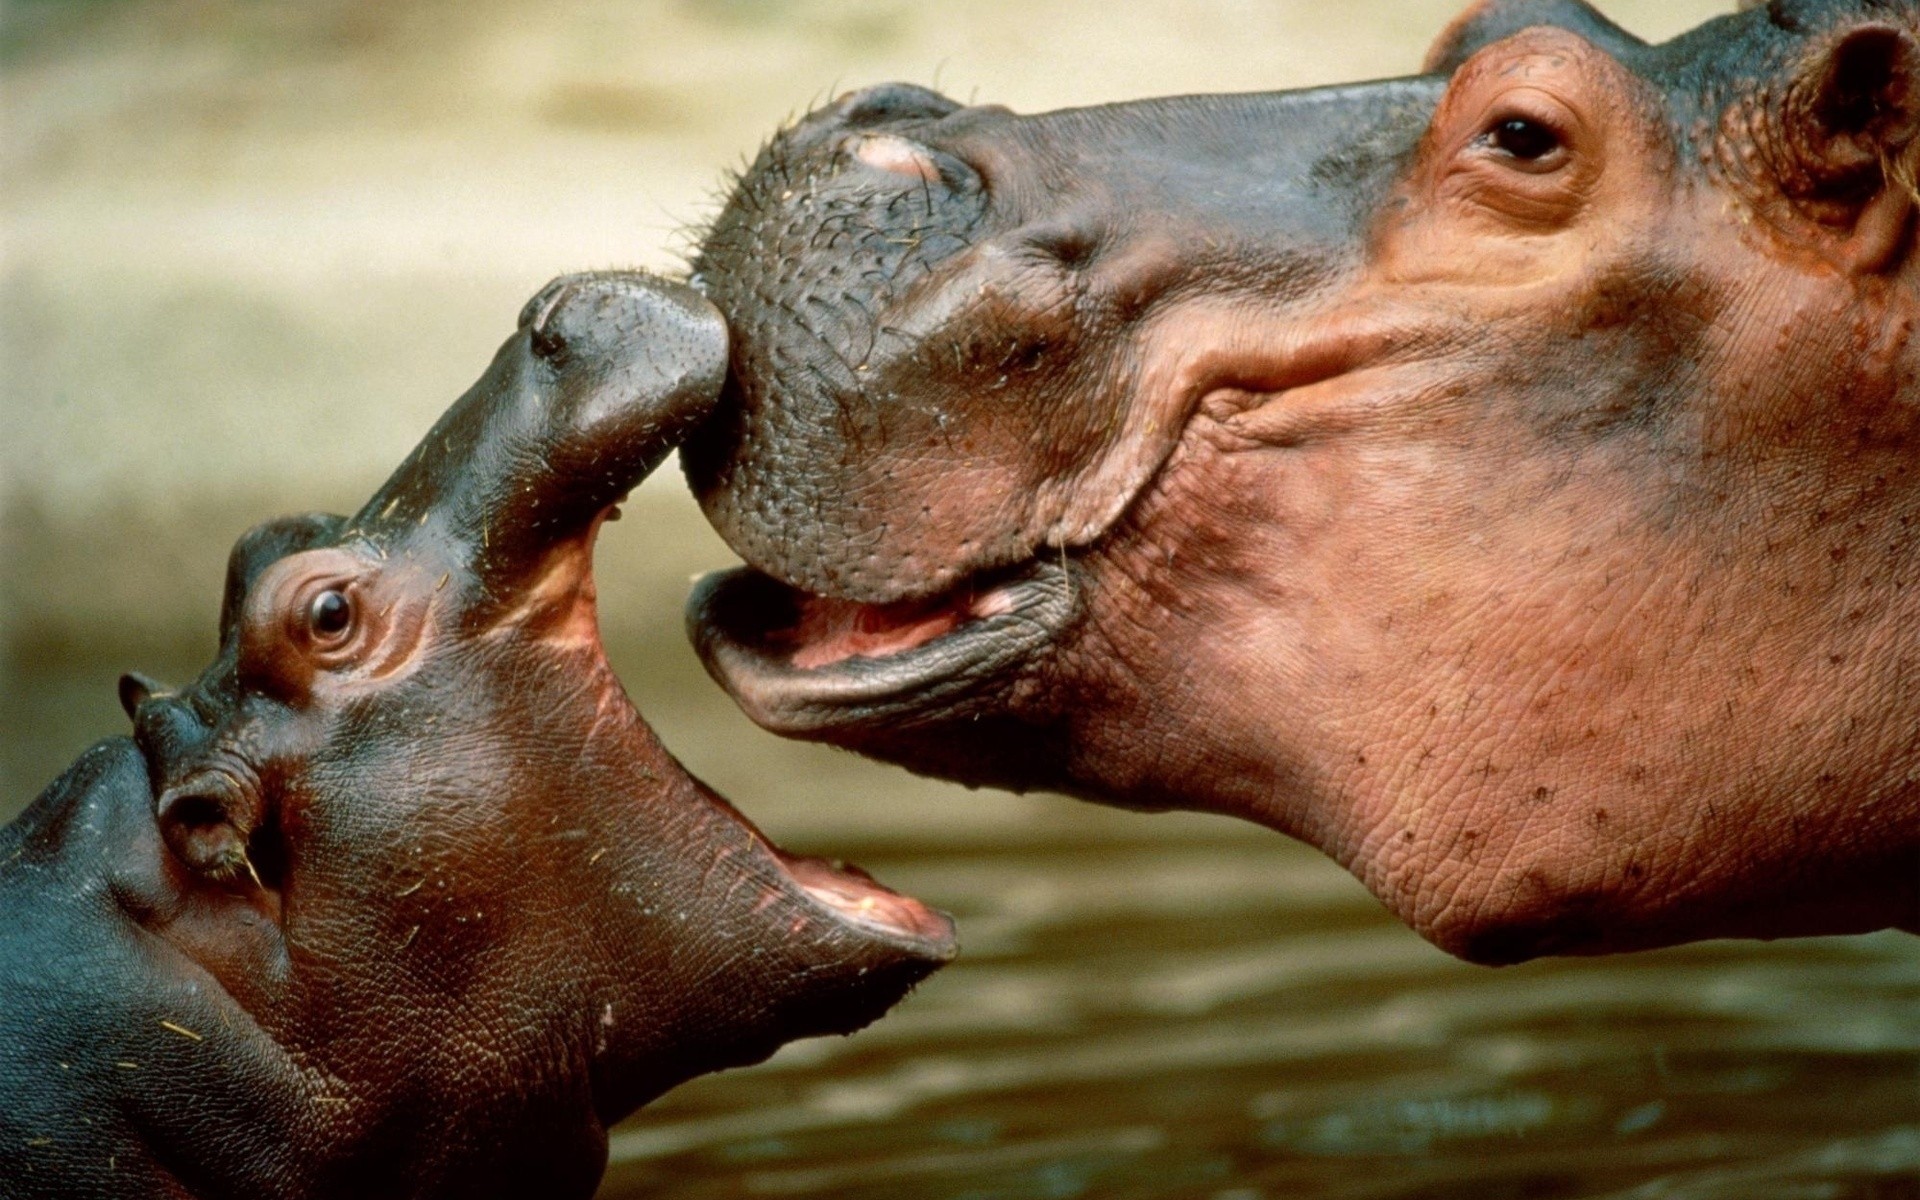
[20,7,1918,1200]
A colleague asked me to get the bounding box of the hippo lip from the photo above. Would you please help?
[687,558,1076,733]
[770,846,957,954]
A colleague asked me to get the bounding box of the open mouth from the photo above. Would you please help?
[686,558,1079,733]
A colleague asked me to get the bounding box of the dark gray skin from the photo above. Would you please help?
[686,0,1920,963]
[0,272,954,1199]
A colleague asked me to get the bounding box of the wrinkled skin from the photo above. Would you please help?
[0,273,954,1199]
[686,0,1920,963]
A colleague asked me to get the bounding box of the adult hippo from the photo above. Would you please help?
[685,0,1920,964]
[0,273,953,1199]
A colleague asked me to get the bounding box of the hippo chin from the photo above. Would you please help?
[0,273,954,1199]
[686,0,1920,963]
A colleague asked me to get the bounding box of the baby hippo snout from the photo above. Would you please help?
[351,269,728,598]
[516,269,728,442]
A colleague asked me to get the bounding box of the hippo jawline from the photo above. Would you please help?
[688,556,1077,732]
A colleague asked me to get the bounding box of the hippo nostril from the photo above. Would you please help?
[827,82,962,130]
[524,278,579,361]
[131,693,209,768]
[517,278,563,330]
[530,325,567,361]
[157,789,228,839]
[1025,222,1104,271]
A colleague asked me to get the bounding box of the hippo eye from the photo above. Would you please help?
[308,589,352,639]
[1486,117,1562,163]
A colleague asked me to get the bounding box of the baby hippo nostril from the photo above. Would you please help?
[848,133,942,181]
[523,273,726,375]
[155,772,260,885]
[517,276,571,332]
[523,278,578,361]
[530,324,567,361]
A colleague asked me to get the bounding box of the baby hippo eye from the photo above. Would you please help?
[308,589,352,639]
[1487,117,1561,162]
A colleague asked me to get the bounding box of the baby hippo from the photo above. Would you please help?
[0,272,955,1199]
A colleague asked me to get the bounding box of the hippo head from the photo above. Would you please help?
[686,0,1920,961]
[51,273,951,1196]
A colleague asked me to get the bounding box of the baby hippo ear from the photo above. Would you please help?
[1424,0,1644,74]
[1777,20,1920,272]
[348,271,728,584]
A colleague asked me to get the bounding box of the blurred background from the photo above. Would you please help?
[5,2,1918,1197]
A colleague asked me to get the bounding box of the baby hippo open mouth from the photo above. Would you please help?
[0,272,953,1200]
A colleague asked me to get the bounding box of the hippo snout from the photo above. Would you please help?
[517,268,728,441]
[357,269,728,598]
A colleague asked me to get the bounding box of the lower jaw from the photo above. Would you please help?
[652,765,958,962]
[686,558,1079,734]
[777,850,958,947]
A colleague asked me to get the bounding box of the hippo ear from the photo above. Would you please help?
[1775,22,1920,273]
[1424,0,1645,74]
[345,272,727,588]
[118,672,168,721]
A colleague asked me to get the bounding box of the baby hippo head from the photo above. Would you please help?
[109,273,953,1196]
